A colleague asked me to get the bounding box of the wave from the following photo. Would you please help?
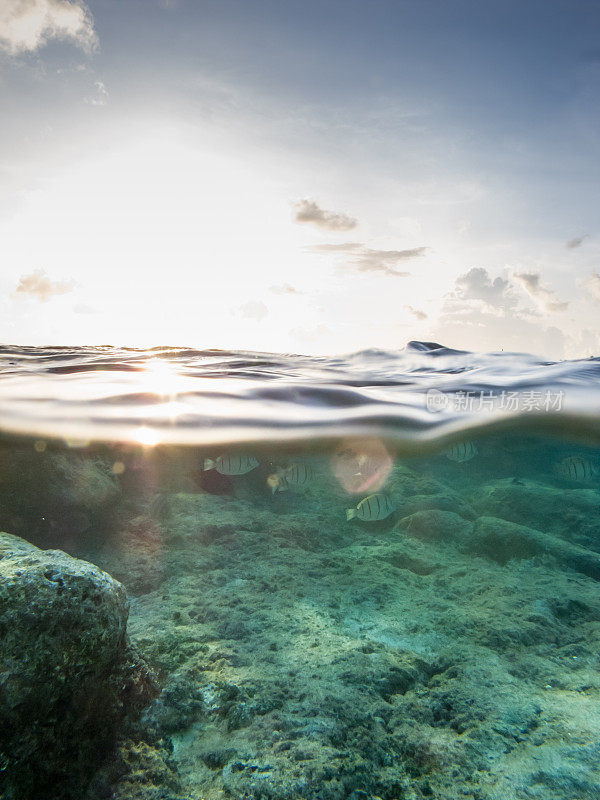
[0,342,599,447]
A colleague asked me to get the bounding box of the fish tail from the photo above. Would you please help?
[346,508,356,521]
[203,458,215,471]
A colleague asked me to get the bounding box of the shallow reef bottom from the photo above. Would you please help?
[1,437,600,800]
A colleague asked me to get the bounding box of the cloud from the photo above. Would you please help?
[289,323,330,344]
[14,268,74,301]
[513,271,568,312]
[583,271,600,303]
[430,268,568,357]
[73,302,98,314]
[454,267,515,310]
[294,199,357,231]
[310,242,362,252]
[84,79,108,106]
[310,241,427,276]
[0,0,97,55]
[270,284,301,295]
[566,234,589,249]
[351,247,426,275]
[447,267,567,317]
[404,305,428,320]
[237,300,268,321]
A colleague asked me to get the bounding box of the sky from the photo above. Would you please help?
[1,0,599,358]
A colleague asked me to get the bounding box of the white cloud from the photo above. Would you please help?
[84,79,108,106]
[237,300,268,321]
[404,304,427,320]
[583,271,600,303]
[513,271,568,312]
[294,199,357,231]
[454,266,515,311]
[73,302,98,314]
[350,246,426,275]
[289,323,331,344]
[429,267,568,357]
[270,283,301,295]
[14,268,74,301]
[0,0,97,55]
[310,242,362,252]
[310,241,427,276]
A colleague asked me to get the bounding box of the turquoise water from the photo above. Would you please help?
[1,343,600,800]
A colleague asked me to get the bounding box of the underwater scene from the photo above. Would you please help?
[2,343,600,800]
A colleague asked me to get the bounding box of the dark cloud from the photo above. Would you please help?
[513,271,568,312]
[404,305,428,320]
[14,269,74,302]
[294,199,357,231]
[566,234,589,249]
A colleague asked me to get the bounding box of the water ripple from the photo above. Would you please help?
[0,343,599,447]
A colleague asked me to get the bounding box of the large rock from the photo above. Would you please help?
[396,509,473,544]
[470,479,600,545]
[0,447,121,549]
[466,516,600,580]
[0,533,149,800]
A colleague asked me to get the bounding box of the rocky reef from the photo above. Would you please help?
[0,533,156,800]
[0,443,122,550]
[2,435,600,800]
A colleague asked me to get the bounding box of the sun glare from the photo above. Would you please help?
[141,359,184,398]
[133,425,161,446]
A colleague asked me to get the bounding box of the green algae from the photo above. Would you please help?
[1,433,600,799]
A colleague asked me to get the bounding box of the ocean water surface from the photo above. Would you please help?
[1,342,600,800]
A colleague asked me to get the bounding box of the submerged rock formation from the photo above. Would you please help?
[0,532,154,800]
[0,446,121,551]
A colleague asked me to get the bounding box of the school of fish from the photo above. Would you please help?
[201,443,599,523]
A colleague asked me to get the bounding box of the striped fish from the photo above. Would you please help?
[554,456,598,483]
[279,461,314,488]
[444,441,478,463]
[346,493,395,522]
[203,454,259,475]
[267,462,314,493]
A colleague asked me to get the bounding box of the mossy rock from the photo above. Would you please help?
[0,532,149,800]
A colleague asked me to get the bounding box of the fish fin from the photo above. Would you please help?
[346,508,356,521]
[203,458,215,471]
